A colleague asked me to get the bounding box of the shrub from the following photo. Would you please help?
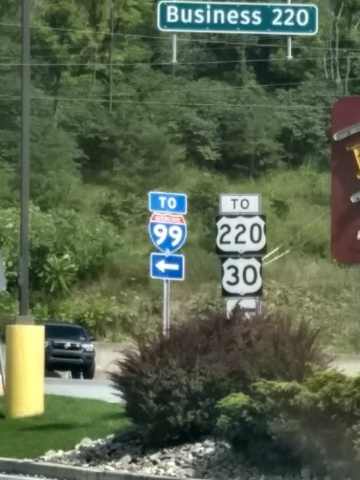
[217,369,360,478]
[0,204,122,297]
[0,292,17,340]
[109,308,327,446]
[54,292,142,339]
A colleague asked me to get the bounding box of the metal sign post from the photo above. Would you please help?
[0,341,5,394]
[148,192,188,336]
[286,0,293,60]
[163,280,171,336]
[171,0,178,73]
[0,251,7,393]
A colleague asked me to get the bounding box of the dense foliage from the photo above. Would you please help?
[218,369,360,479]
[109,308,327,445]
[0,0,359,343]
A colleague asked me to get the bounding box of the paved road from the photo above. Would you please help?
[45,378,122,403]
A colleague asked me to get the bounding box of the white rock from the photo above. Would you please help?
[42,450,58,460]
[119,454,132,465]
[75,438,93,450]
[36,435,337,480]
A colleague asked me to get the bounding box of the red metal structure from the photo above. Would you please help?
[331,96,360,263]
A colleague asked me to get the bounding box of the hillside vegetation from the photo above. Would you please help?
[0,0,359,351]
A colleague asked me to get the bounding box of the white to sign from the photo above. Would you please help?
[216,215,267,255]
[221,257,263,297]
[220,194,261,214]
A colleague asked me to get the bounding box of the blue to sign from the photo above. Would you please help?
[148,191,187,215]
[157,1,318,36]
[149,213,187,254]
[150,253,185,281]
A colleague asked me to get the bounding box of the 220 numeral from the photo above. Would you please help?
[272,8,310,27]
[219,223,262,245]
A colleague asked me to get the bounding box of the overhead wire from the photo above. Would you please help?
[0,39,350,53]
[0,53,351,67]
[0,14,336,272]
[0,62,354,99]
[0,20,350,52]
[0,94,337,108]
[263,209,329,266]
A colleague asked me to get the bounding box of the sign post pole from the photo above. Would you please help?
[286,0,293,60]
[0,341,5,394]
[0,252,7,394]
[171,0,177,76]
[163,279,171,336]
[148,192,187,337]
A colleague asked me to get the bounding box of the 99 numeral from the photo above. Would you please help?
[153,224,183,247]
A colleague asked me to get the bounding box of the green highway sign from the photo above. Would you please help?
[157,1,318,36]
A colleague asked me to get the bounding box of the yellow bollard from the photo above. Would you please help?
[5,324,45,418]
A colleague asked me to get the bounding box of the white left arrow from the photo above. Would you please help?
[156,259,179,273]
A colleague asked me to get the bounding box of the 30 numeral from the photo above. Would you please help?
[225,265,258,287]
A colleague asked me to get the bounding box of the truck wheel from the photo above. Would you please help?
[71,369,81,379]
[83,363,95,380]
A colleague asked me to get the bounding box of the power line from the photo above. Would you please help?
[0,94,335,109]
[0,21,328,46]
[264,210,329,266]
[0,65,353,98]
[0,54,353,67]
[0,20,355,53]
[0,39,352,54]
[0,65,356,96]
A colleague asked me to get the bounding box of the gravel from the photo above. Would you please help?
[35,433,337,480]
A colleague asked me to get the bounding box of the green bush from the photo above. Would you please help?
[217,369,360,478]
[109,308,327,446]
[0,292,17,340]
[0,204,122,298]
[54,292,142,339]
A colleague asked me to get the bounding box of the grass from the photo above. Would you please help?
[264,256,360,354]
[4,166,358,352]
[0,395,130,459]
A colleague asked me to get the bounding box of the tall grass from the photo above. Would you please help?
[53,167,360,352]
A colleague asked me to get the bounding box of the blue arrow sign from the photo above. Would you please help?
[150,253,185,281]
[148,191,187,215]
[148,213,187,253]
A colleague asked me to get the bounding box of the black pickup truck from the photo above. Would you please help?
[44,322,96,379]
